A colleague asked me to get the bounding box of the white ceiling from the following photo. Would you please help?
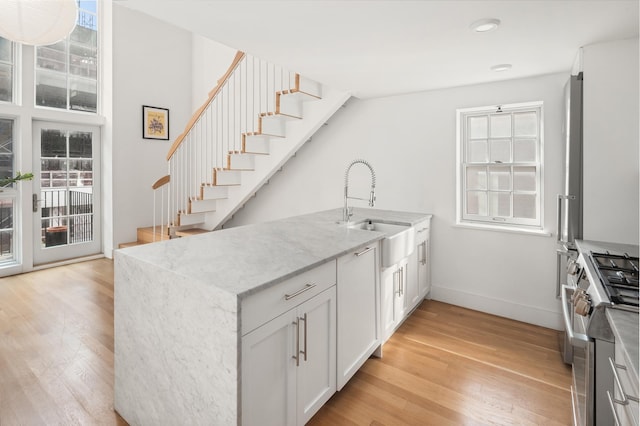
[117,0,639,99]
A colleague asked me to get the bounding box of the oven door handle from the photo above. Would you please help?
[561,285,590,348]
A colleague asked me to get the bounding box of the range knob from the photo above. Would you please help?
[567,261,580,276]
[575,298,591,316]
[571,289,586,304]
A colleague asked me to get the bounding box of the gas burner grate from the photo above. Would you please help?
[590,251,639,310]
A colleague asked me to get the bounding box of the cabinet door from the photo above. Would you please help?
[242,310,297,426]
[405,248,420,312]
[418,239,431,299]
[381,264,400,342]
[337,245,379,390]
[297,287,336,424]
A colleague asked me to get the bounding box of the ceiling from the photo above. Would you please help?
[117,0,639,99]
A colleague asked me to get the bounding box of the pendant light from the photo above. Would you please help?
[0,0,78,46]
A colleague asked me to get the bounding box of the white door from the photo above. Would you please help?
[32,122,101,265]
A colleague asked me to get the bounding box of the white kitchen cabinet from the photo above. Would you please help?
[414,219,431,301]
[336,243,379,390]
[381,258,409,342]
[406,248,420,312]
[241,285,336,426]
[609,342,639,426]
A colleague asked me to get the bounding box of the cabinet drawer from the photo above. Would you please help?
[241,260,336,335]
[414,219,430,244]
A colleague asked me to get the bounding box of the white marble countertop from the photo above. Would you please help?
[117,207,432,299]
[575,239,639,380]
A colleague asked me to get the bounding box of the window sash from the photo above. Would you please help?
[458,103,543,229]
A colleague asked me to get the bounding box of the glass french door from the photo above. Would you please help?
[32,122,101,265]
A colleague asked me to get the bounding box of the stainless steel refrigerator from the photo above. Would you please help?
[557,72,583,364]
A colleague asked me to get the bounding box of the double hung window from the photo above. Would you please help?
[457,102,543,230]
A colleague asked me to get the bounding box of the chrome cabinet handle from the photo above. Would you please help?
[285,283,316,300]
[300,313,308,362]
[355,246,374,257]
[421,242,427,265]
[607,391,622,426]
[560,285,589,347]
[292,317,300,367]
[609,357,640,404]
[399,267,404,296]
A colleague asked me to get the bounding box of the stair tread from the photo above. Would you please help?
[175,228,210,237]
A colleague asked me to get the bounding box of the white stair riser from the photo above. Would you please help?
[201,185,229,200]
[179,212,206,226]
[229,154,255,170]
[190,198,217,214]
[260,116,286,137]
[298,76,322,98]
[244,136,270,154]
[215,170,241,186]
[278,94,303,118]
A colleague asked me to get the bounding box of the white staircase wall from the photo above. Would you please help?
[204,85,351,230]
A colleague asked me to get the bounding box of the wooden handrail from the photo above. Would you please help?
[152,175,170,190]
[166,50,246,161]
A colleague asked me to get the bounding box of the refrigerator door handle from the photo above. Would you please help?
[556,194,576,244]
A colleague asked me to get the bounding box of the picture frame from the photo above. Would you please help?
[142,105,170,140]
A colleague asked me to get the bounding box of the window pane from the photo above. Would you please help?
[69,132,92,158]
[0,37,11,62]
[466,191,487,216]
[68,160,93,187]
[0,198,14,262]
[514,138,536,162]
[0,119,13,181]
[489,192,511,217]
[70,78,97,112]
[469,116,487,139]
[490,139,511,163]
[488,166,511,191]
[0,63,12,103]
[37,42,67,73]
[514,112,537,137]
[490,114,511,138]
[468,139,487,163]
[36,70,67,109]
[466,166,487,190]
[70,44,97,78]
[513,194,537,219]
[513,166,536,191]
[41,129,67,157]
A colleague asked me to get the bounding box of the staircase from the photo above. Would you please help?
[121,51,350,247]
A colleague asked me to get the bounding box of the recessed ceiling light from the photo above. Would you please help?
[470,18,501,33]
[491,64,512,72]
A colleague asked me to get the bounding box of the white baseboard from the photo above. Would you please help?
[430,285,563,330]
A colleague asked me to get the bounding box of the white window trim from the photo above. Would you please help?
[456,101,545,232]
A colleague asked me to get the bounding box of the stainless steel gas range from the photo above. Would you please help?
[562,240,639,426]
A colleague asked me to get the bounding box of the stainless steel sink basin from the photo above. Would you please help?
[347,220,415,267]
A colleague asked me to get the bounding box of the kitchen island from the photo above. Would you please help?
[114,208,431,425]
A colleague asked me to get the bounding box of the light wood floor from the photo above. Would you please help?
[0,259,572,425]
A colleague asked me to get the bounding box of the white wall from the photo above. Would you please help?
[582,38,639,245]
[191,35,237,110]
[112,5,192,250]
[226,73,568,329]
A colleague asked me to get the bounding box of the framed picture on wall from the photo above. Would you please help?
[142,105,170,140]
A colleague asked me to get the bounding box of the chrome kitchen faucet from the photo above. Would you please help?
[343,159,376,223]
